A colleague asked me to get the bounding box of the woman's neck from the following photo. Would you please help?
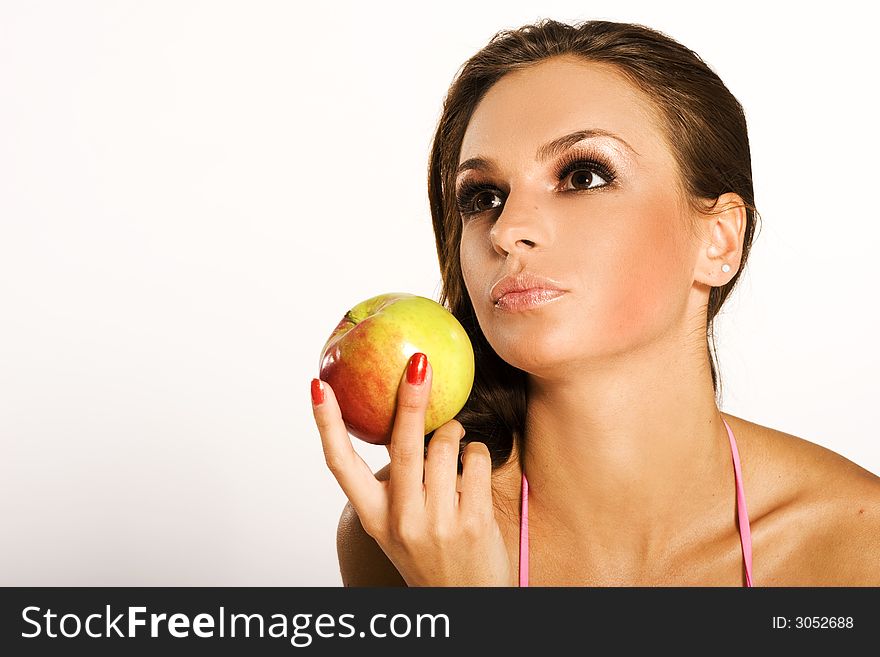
[519,337,735,572]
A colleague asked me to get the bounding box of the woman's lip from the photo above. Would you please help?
[494,288,566,312]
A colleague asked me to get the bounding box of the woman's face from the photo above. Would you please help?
[457,57,702,376]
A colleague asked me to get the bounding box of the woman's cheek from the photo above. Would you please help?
[458,237,482,304]
[598,214,687,348]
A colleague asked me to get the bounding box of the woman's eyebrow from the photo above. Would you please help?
[456,128,639,177]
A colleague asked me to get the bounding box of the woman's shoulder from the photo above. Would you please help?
[336,463,407,587]
[723,412,880,585]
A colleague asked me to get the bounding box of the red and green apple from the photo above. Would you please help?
[318,292,475,445]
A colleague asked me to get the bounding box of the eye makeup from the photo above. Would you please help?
[454,146,619,218]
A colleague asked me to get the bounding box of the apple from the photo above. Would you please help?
[318,292,475,445]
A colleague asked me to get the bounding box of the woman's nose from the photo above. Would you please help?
[489,193,548,257]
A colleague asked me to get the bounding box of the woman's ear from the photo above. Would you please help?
[693,192,747,287]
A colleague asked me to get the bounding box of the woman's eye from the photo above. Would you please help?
[455,184,503,217]
[561,167,610,191]
[470,191,503,214]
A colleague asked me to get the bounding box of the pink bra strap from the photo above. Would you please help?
[519,469,529,587]
[723,417,754,587]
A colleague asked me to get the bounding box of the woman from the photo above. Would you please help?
[312,19,879,586]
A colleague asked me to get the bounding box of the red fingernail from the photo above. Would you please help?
[311,378,324,405]
[407,353,427,385]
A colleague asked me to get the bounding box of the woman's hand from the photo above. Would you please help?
[311,352,513,586]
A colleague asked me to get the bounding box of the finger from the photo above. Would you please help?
[384,442,426,473]
[458,441,493,517]
[311,378,384,519]
[424,420,466,520]
[388,353,432,515]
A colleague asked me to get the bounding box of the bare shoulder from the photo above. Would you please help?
[787,432,880,586]
[723,413,880,585]
[336,463,407,587]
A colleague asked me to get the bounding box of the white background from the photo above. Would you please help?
[1,0,877,585]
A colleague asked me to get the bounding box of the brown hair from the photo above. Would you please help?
[426,19,761,473]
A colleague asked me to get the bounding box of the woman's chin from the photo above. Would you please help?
[494,340,580,374]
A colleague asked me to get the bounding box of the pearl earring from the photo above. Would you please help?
[721,263,731,273]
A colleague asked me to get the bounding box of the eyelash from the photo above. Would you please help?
[454,149,618,218]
